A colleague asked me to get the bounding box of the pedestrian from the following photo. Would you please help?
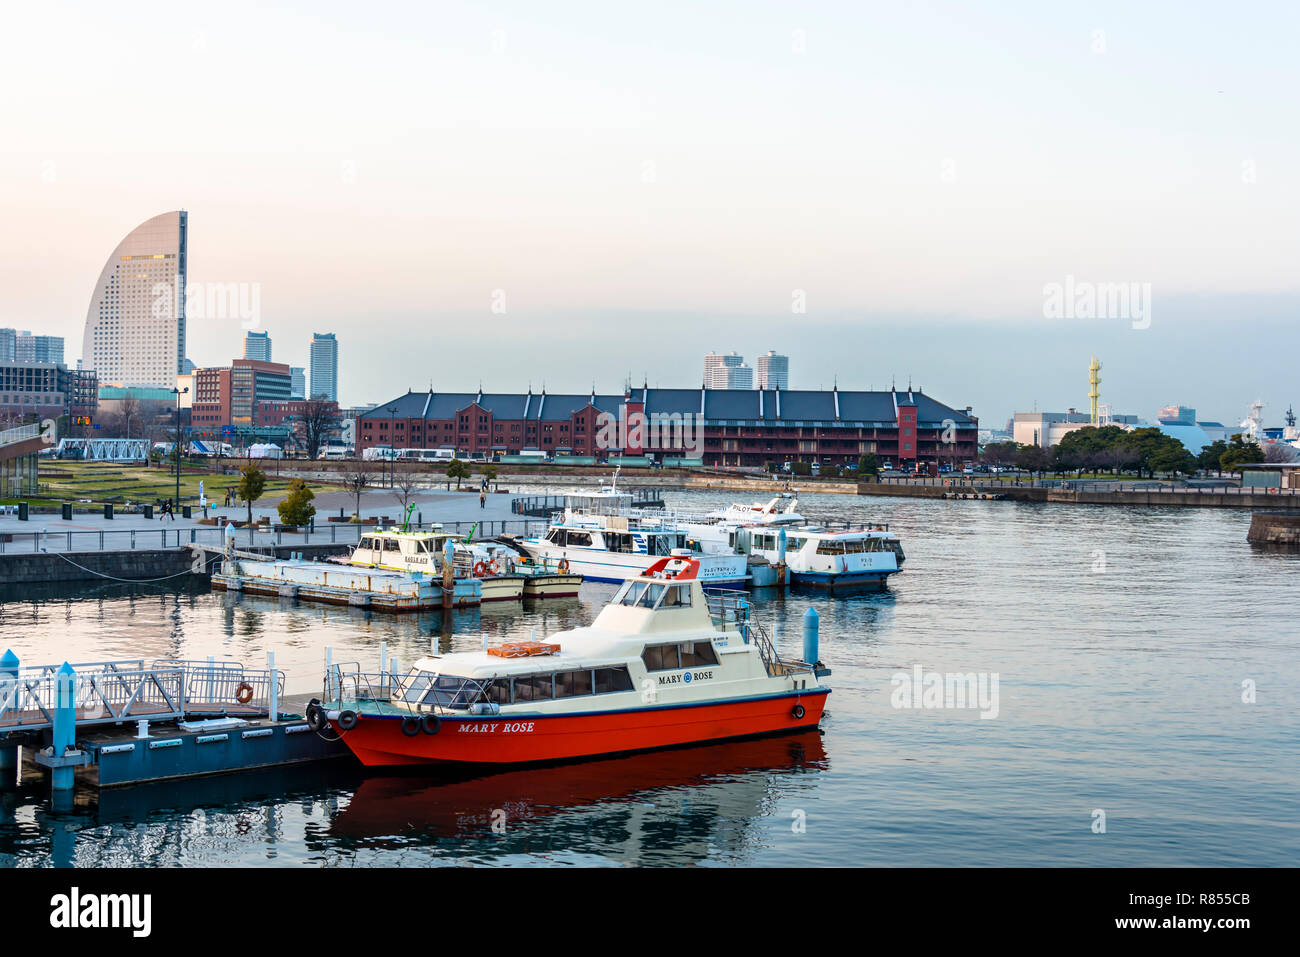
[480,490,486,509]
[158,498,165,521]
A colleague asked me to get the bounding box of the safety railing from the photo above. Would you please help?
[154,658,283,717]
[703,588,789,677]
[0,666,185,732]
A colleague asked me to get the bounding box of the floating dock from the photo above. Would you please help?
[1,654,348,793]
[210,553,482,610]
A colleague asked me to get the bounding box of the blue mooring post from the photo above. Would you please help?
[0,649,18,788]
[802,607,819,666]
[52,662,76,793]
[777,527,789,592]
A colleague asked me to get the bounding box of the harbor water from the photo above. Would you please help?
[1,490,1296,866]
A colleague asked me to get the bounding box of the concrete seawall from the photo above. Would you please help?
[1247,512,1300,544]
[0,542,352,586]
[858,482,1300,509]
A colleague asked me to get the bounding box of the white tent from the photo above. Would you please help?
[247,443,283,459]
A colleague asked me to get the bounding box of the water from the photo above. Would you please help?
[1,491,1296,866]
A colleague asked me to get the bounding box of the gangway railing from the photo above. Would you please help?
[0,666,185,732]
[153,658,284,717]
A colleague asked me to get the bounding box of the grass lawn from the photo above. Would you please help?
[15,461,343,507]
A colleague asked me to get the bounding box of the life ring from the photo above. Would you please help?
[234,682,254,704]
[401,716,421,737]
[558,558,570,573]
[473,560,488,577]
[791,704,806,720]
[489,559,501,576]
[337,710,359,730]
[420,714,441,735]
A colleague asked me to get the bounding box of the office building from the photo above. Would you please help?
[755,351,789,390]
[244,330,272,362]
[309,333,338,401]
[290,366,306,399]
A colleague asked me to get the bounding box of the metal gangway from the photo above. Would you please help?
[0,657,284,732]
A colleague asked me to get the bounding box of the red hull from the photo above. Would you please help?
[330,691,829,767]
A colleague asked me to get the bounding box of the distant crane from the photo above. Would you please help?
[1088,356,1102,425]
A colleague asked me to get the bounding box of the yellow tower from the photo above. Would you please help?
[1088,356,1102,425]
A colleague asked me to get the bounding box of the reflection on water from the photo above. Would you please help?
[1,490,1298,866]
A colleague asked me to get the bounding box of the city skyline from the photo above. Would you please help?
[4,2,1298,423]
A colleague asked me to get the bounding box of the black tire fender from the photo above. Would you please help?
[337,710,359,730]
[791,704,806,720]
[401,716,421,737]
[420,714,442,735]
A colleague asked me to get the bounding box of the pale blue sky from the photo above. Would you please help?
[1,1,1296,424]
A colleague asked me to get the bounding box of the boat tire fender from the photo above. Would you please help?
[420,714,441,735]
[337,710,359,731]
[791,704,806,720]
[401,716,421,737]
[305,698,326,731]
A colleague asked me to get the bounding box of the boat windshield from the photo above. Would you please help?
[419,674,483,710]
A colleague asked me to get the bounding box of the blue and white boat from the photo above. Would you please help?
[513,487,748,588]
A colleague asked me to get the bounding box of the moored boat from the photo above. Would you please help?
[308,552,830,766]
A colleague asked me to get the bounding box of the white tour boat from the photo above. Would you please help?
[308,552,830,766]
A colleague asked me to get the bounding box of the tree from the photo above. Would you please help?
[392,472,423,511]
[481,464,499,484]
[446,458,471,489]
[790,461,812,476]
[979,441,1019,470]
[238,463,267,525]
[856,452,879,477]
[1198,440,1228,476]
[343,461,373,519]
[1014,444,1051,477]
[277,478,316,527]
[1263,441,1297,464]
[296,397,341,459]
[1220,434,1264,474]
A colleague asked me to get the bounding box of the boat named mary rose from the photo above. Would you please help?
[307,552,830,766]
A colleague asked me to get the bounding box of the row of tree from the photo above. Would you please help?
[979,427,1270,478]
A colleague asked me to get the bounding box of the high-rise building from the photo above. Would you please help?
[15,333,64,365]
[244,330,272,362]
[230,359,292,424]
[81,210,188,388]
[0,329,16,361]
[704,352,752,389]
[755,351,789,390]
[309,333,338,402]
[290,366,306,400]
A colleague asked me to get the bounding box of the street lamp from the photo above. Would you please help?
[170,386,189,507]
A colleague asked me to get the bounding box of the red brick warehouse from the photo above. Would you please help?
[357,386,977,469]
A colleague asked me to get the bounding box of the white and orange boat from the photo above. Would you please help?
[307,552,830,766]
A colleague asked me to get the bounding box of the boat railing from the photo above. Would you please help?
[703,589,801,678]
[324,664,499,716]
[326,662,400,704]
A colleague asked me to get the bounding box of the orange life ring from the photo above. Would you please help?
[489,559,501,575]
[558,558,570,573]
[234,682,254,704]
[473,560,488,577]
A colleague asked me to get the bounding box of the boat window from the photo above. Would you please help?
[594,666,635,694]
[658,584,691,608]
[636,583,665,608]
[513,673,554,702]
[679,641,719,667]
[555,669,593,698]
[420,674,478,710]
[642,643,681,671]
[612,581,634,604]
[618,582,648,606]
[816,541,845,555]
[483,679,511,705]
[546,528,564,544]
[567,531,592,547]
[400,669,432,702]
[358,537,376,550]
[383,538,401,552]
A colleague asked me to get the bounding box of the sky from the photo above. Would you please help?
[1,0,1297,426]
